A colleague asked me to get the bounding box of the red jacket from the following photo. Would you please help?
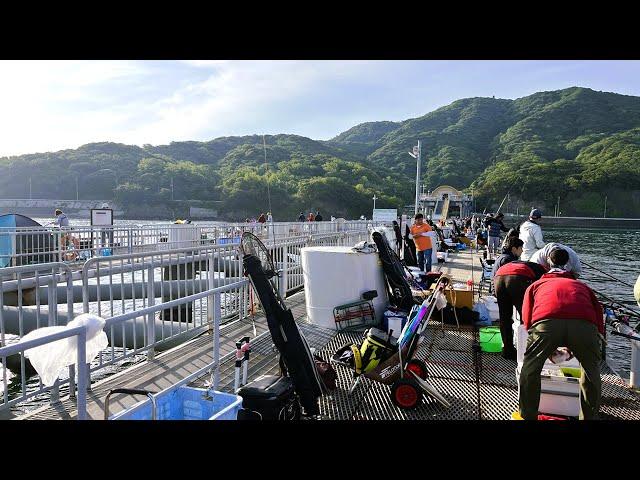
[495,261,538,280]
[522,271,604,334]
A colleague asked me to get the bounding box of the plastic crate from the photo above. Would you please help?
[111,386,242,420]
[333,300,376,331]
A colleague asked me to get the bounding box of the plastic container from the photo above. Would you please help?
[111,386,243,420]
[479,326,502,353]
[516,365,580,417]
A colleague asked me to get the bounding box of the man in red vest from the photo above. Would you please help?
[493,252,547,360]
[519,248,604,420]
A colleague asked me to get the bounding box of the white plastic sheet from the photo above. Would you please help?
[21,314,108,387]
[1,364,14,398]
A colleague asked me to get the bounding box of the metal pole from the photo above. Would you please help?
[604,195,607,218]
[76,327,87,420]
[171,177,174,201]
[557,196,560,217]
[29,177,32,199]
[75,177,79,201]
[415,140,421,215]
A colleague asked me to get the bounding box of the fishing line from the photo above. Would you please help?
[582,260,635,288]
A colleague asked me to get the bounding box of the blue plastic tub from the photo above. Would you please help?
[218,237,241,245]
[111,386,242,420]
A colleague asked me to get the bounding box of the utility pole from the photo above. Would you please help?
[171,177,174,201]
[372,194,377,211]
[75,176,79,201]
[29,177,32,199]
[604,195,607,218]
[557,196,560,217]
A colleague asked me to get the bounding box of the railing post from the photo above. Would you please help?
[280,244,288,298]
[207,252,215,329]
[76,327,87,420]
[127,228,133,254]
[146,264,156,360]
[48,271,60,403]
[212,291,221,390]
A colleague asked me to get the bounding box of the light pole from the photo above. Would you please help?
[408,140,421,215]
[29,177,32,199]
[372,194,377,211]
[171,177,174,201]
[75,176,79,201]
[603,195,607,218]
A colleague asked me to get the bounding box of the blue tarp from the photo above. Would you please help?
[0,214,16,268]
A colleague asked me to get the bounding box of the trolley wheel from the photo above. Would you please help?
[391,378,423,410]
[406,359,428,381]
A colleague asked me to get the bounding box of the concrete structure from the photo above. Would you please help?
[419,185,473,219]
[0,199,124,219]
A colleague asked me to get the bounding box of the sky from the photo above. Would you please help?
[1,60,640,158]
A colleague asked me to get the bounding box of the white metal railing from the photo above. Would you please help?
[0,325,88,418]
[0,220,378,268]
[0,225,375,416]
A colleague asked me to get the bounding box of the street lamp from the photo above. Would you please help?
[372,194,377,211]
[408,141,421,215]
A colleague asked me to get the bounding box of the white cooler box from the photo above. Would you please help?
[516,364,581,417]
[514,319,582,417]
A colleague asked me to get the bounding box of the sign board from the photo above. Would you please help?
[90,208,113,226]
[412,146,419,156]
[372,208,398,222]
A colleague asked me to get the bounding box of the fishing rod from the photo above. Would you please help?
[593,289,640,319]
[495,191,510,215]
[582,260,635,288]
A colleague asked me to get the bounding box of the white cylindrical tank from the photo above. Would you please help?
[301,246,388,329]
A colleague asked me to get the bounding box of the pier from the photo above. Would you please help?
[7,245,640,421]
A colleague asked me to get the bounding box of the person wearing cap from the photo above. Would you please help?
[484,212,509,256]
[298,212,305,222]
[493,243,548,360]
[518,248,604,420]
[409,213,433,272]
[529,242,582,278]
[519,208,545,261]
[634,274,640,307]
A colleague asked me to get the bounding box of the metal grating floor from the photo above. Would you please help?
[217,319,640,421]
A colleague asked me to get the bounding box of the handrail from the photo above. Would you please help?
[0,325,88,419]
[103,279,249,329]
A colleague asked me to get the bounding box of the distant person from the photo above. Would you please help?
[267,212,273,223]
[529,242,582,278]
[308,212,315,222]
[519,208,544,261]
[519,248,604,420]
[634,274,640,306]
[298,212,305,222]
[315,211,323,222]
[484,212,509,256]
[54,208,79,259]
[409,213,433,272]
[257,213,266,224]
[54,208,69,228]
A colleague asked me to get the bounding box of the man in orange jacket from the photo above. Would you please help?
[518,248,604,420]
[410,213,433,272]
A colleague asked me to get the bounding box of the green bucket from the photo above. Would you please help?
[479,326,503,353]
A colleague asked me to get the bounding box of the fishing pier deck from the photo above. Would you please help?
[13,250,640,421]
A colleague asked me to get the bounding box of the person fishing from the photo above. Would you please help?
[315,211,323,222]
[298,212,305,222]
[53,208,79,260]
[519,208,544,261]
[409,213,433,272]
[519,248,604,420]
[493,243,547,360]
[484,212,509,256]
[492,236,525,277]
[529,242,582,278]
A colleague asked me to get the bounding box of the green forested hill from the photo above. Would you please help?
[2,86,639,219]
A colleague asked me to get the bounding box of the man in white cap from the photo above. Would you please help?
[519,208,544,261]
